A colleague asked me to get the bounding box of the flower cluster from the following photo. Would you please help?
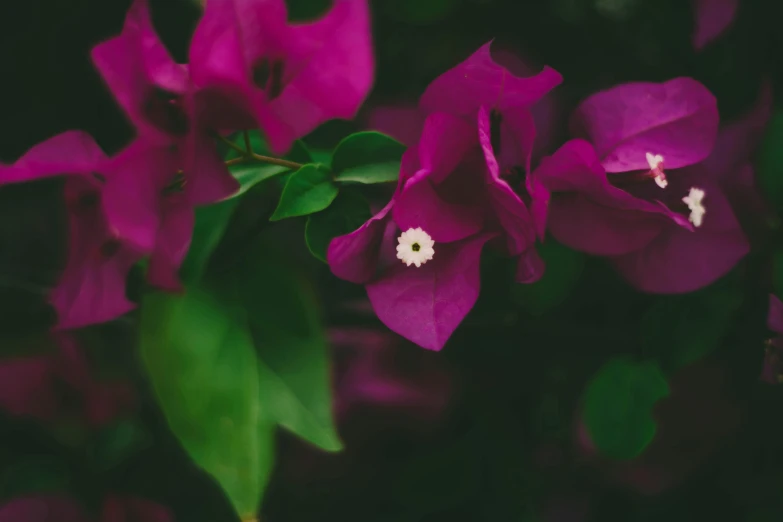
[328,47,769,351]
[0,0,769,356]
[0,0,373,330]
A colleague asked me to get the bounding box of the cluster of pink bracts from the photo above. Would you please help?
[0,0,774,356]
[0,0,373,330]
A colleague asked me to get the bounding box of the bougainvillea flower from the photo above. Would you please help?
[101,496,172,522]
[92,0,237,290]
[535,78,747,293]
[0,495,172,522]
[0,496,89,522]
[536,138,748,293]
[329,112,551,350]
[0,132,140,329]
[692,0,739,51]
[329,326,456,441]
[188,0,374,155]
[0,334,135,426]
[762,294,783,385]
[91,0,238,206]
[328,114,492,350]
[367,43,561,254]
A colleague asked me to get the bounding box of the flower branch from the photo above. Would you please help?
[217,134,304,171]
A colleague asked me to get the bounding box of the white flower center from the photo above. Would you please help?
[396,227,435,267]
[646,152,667,189]
[682,187,706,227]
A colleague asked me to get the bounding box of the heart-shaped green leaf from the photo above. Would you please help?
[582,358,669,460]
[332,131,406,184]
[270,165,338,221]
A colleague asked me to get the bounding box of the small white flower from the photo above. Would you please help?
[646,152,664,170]
[396,227,435,267]
[682,187,706,227]
[646,152,667,189]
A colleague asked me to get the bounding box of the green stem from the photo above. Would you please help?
[218,134,303,170]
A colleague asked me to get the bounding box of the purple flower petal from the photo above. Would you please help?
[570,78,719,173]
[420,41,562,118]
[692,0,739,51]
[365,233,494,351]
[611,179,749,293]
[269,0,374,151]
[91,0,190,143]
[328,202,394,284]
[768,294,783,335]
[478,105,537,255]
[0,357,58,420]
[330,327,455,433]
[51,179,141,330]
[393,113,485,242]
[535,140,688,256]
[147,195,195,291]
[182,127,239,206]
[102,141,179,253]
[2,131,106,184]
[0,496,89,522]
[416,112,478,184]
[394,170,485,243]
[189,0,374,155]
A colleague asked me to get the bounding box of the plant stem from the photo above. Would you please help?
[218,134,303,170]
[243,130,252,153]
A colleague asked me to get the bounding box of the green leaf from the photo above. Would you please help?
[236,242,342,452]
[140,286,275,519]
[511,239,584,316]
[582,358,669,460]
[640,272,744,372]
[305,190,372,262]
[332,131,406,184]
[335,162,401,184]
[229,163,290,195]
[270,164,338,221]
[309,149,333,167]
[758,109,783,212]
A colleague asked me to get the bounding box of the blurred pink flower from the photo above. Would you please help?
[0,334,134,427]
